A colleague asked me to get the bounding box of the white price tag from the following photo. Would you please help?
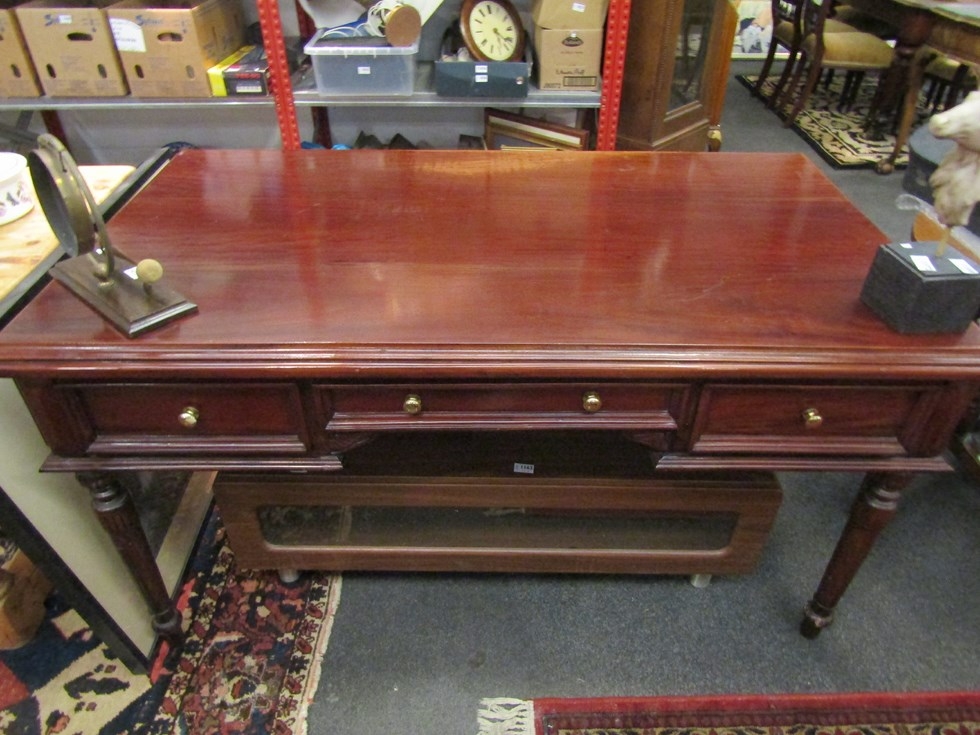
[950,258,978,275]
[910,255,936,272]
[513,463,534,474]
[357,66,372,75]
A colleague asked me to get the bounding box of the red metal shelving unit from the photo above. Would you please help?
[596,0,630,151]
[257,0,630,151]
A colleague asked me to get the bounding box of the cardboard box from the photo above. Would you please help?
[108,0,244,98]
[532,25,602,91]
[860,241,980,333]
[0,2,42,97]
[531,0,609,30]
[16,0,128,96]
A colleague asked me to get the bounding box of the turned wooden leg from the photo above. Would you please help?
[801,471,911,638]
[76,471,183,643]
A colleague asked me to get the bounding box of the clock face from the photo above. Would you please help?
[460,0,525,62]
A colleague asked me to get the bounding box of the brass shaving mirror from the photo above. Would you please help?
[28,134,196,337]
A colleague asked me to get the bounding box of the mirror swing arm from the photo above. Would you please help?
[28,134,196,338]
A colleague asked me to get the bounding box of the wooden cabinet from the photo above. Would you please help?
[616,0,737,151]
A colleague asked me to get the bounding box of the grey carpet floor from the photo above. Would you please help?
[305,62,980,735]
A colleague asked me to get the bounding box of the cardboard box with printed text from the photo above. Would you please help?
[108,0,244,97]
[16,0,128,96]
[531,0,609,30]
[532,25,602,91]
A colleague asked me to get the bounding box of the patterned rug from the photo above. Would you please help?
[737,73,930,169]
[0,509,342,735]
[478,691,980,735]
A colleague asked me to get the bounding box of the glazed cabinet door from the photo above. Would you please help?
[616,0,737,151]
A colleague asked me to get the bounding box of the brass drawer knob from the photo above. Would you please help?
[403,394,423,415]
[802,407,823,429]
[178,406,200,428]
[582,391,602,413]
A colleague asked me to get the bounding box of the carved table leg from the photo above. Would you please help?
[801,471,911,638]
[861,10,934,174]
[76,471,183,643]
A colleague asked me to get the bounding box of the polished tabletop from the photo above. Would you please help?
[0,149,979,381]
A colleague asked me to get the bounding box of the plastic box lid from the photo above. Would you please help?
[304,32,419,57]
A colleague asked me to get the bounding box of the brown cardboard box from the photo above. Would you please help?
[0,2,42,97]
[108,0,244,97]
[531,0,609,30]
[16,0,128,96]
[533,25,602,91]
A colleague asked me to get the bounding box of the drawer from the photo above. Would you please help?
[691,384,941,455]
[317,383,687,433]
[67,383,309,455]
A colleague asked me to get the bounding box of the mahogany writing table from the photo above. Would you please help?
[0,149,977,644]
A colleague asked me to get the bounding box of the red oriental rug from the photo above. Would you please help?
[477,691,980,735]
[0,508,342,735]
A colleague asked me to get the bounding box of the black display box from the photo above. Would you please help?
[860,241,980,334]
[433,57,530,97]
[433,32,530,98]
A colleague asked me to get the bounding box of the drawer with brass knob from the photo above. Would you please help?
[690,383,945,456]
[317,383,689,433]
[58,383,309,455]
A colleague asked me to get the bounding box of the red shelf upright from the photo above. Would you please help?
[258,0,302,150]
[597,0,630,151]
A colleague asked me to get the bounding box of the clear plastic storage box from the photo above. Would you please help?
[304,32,418,96]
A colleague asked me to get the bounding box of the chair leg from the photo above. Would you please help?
[786,58,823,125]
[839,70,865,110]
[777,51,809,113]
[769,49,800,109]
[943,64,970,110]
[754,44,780,98]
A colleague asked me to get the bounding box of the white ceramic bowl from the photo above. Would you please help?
[0,151,34,226]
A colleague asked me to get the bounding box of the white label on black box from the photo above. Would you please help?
[951,258,978,275]
[357,66,372,75]
[513,463,534,474]
[475,74,489,83]
[911,255,936,272]
[110,18,145,53]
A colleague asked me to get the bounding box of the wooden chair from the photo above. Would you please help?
[922,53,978,113]
[754,0,867,110]
[779,0,895,125]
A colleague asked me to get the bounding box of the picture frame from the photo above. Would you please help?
[484,109,590,151]
[732,0,788,60]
